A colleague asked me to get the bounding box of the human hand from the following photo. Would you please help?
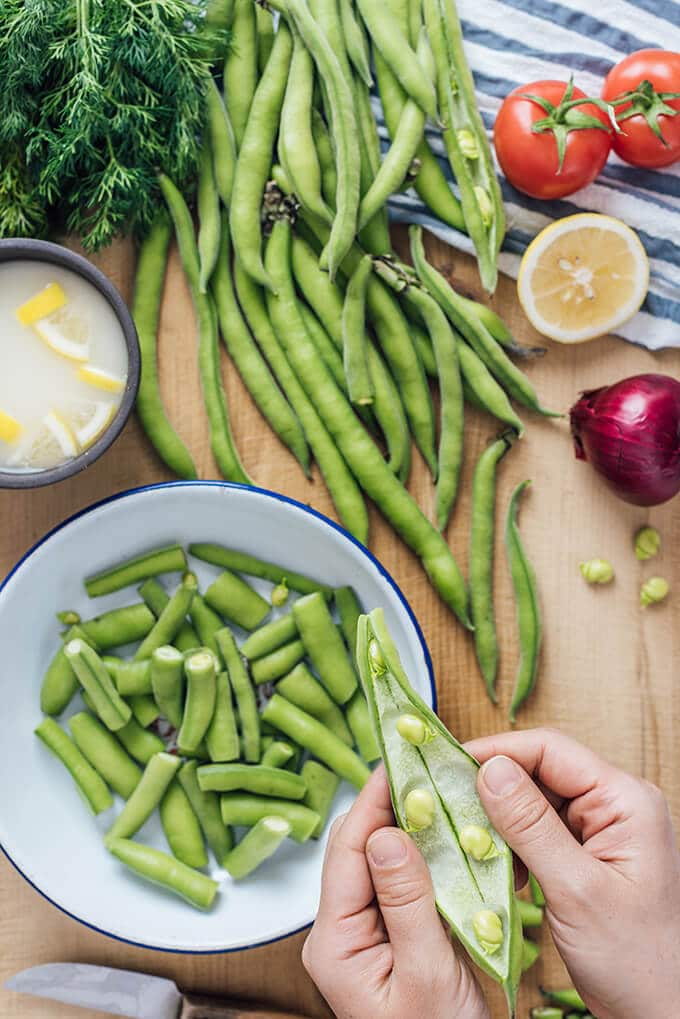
[302,767,489,1019]
[466,728,680,1019]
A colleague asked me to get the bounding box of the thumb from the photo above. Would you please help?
[366,827,451,972]
[478,755,590,895]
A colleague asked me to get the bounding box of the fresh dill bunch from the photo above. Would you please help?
[0,147,49,240]
[0,0,221,250]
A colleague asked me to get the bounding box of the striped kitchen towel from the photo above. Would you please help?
[382,0,680,350]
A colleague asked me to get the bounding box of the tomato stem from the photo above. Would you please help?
[519,78,617,173]
[610,79,680,146]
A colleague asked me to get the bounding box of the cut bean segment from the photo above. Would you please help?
[85,545,187,597]
[357,607,521,1013]
[128,694,159,728]
[65,640,132,731]
[224,816,291,879]
[106,752,180,842]
[188,595,224,658]
[134,573,197,661]
[261,741,295,769]
[345,690,381,761]
[138,578,199,652]
[69,712,142,800]
[177,649,217,754]
[112,715,165,766]
[277,663,353,746]
[251,639,306,685]
[150,646,185,728]
[178,760,233,865]
[517,898,543,928]
[216,628,261,764]
[262,694,370,789]
[35,718,113,815]
[204,569,270,631]
[302,760,340,838]
[79,604,156,652]
[198,763,306,801]
[160,778,209,869]
[206,671,240,763]
[220,793,320,843]
[241,613,298,660]
[41,624,96,716]
[293,592,358,705]
[105,657,152,697]
[107,838,219,910]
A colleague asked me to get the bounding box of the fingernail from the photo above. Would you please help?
[481,755,522,796]
[368,830,407,868]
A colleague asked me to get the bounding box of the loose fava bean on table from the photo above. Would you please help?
[35,718,113,815]
[197,763,307,801]
[241,612,298,661]
[301,760,340,838]
[293,592,358,705]
[133,215,198,480]
[84,544,187,598]
[357,608,521,1014]
[65,640,132,732]
[150,645,185,728]
[220,793,320,844]
[262,694,370,790]
[160,173,251,485]
[265,219,470,628]
[251,639,306,686]
[178,760,233,864]
[506,481,542,723]
[223,816,291,880]
[177,649,217,755]
[189,544,332,599]
[107,838,219,911]
[79,603,156,652]
[160,778,209,869]
[69,712,142,800]
[204,569,270,632]
[215,628,260,764]
[470,434,514,702]
[134,572,198,661]
[277,663,354,746]
[41,624,96,717]
[106,751,180,842]
[206,670,240,763]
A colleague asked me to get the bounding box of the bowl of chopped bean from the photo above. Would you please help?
[0,480,434,953]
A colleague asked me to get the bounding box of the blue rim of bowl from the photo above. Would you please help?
[0,479,436,955]
[0,238,140,489]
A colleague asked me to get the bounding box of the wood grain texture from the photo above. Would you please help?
[1,227,678,1019]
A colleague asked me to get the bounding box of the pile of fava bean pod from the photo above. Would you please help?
[35,542,385,909]
[133,0,554,662]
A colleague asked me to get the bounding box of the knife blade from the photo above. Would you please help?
[5,963,312,1019]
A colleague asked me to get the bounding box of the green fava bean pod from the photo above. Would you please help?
[69,712,142,800]
[107,838,219,911]
[197,763,307,800]
[469,434,514,701]
[458,343,524,436]
[299,304,350,400]
[277,663,353,746]
[204,569,270,631]
[65,640,131,731]
[106,752,180,842]
[177,649,217,754]
[261,741,296,769]
[151,645,185,728]
[197,140,220,295]
[342,254,374,407]
[230,22,293,291]
[356,0,437,118]
[134,572,197,661]
[240,612,298,660]
[357,608,521,1014]
[35,718,113,815]
[133,215,198,480]
[160,778,208,869]
[220,793,320,843]
[506,482,542,723]
[255,3,275,71]
[178,760,233,864]
[138,578,200,652]
[339,0,372,86]
[293,592,358,704]
[302,760,340,837]
[223,0,257,149]
[85,544,187,598]
[251,639,306,685]
[262,694,370,790]
[41,624,96,716]
[215,629,260,764]
[224,816,291,879]
[205,78,236,208]
[160,174,250,486]
[189,544,331,599]
[79,603,156,652]
[206,671,240,763]
[105,657,152,697]
[212,219,310,474]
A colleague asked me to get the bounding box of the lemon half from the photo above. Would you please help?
[517,214,649,343]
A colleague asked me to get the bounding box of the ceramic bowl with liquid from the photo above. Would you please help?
[0,239,140,489]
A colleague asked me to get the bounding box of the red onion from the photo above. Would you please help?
[570,373,680,507]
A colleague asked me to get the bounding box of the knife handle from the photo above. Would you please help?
[181,994,311,1019]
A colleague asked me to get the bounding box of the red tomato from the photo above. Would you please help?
[602,50,680,169]
[494,80,612,200]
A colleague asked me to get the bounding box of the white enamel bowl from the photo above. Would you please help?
[0,481,434,953]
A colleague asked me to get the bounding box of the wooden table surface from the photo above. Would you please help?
[1,227,678,1019]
